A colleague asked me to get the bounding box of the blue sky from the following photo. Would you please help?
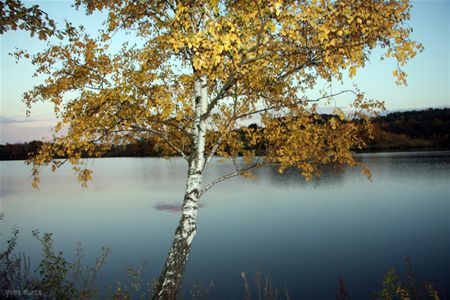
[1,0,449,143]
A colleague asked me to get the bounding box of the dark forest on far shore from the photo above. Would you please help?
[1,108,449,161]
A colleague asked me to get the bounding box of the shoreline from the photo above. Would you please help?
[2,147,449,162]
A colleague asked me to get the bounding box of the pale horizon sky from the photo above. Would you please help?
[1,0,449,144]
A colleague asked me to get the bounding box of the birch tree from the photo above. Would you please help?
[18,0,421,298]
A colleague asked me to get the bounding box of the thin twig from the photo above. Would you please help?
[201,162,273,196]
[132,125,188,160]
[235,90,357,120]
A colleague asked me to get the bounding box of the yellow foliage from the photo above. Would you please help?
[22,0,420,187]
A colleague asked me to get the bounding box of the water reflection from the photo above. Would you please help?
[260,164,353,188]
[1,151,449,299]
[155,203,204,213]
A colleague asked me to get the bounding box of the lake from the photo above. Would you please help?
[1,151,449,299]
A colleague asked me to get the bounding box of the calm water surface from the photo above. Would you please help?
[1,151,449,299]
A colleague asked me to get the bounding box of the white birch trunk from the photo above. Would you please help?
[152,76,207,300]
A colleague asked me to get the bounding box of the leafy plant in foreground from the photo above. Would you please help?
[0,222,32,298]
[372,257,443,300]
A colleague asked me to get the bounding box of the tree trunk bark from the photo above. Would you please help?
[152,76,207,300]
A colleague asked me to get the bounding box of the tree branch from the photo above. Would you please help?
[235,89,358,120]
[132,125,189,160]
[200,161,274,196]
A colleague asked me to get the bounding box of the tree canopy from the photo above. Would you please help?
[18,0,422,188]
[1,0,56,39]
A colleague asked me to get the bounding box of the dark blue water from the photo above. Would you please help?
[1,151,449,299]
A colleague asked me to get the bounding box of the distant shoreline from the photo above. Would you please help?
[1,148,449,162]
[1,108,448,161]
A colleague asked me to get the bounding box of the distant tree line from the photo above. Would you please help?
[368,108,450,151]
[0,140,44,160]
[0,139,165,161]
[1,108,449,160]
